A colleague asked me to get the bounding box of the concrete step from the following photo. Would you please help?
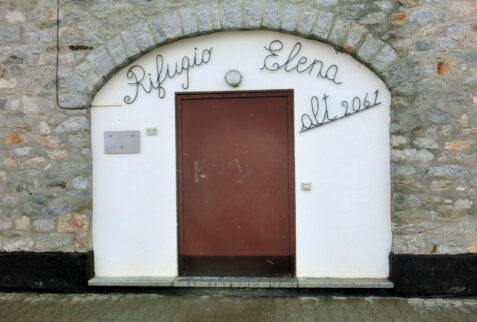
[89,276,394,288]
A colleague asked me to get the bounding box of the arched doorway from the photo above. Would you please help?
[90,31,391,280]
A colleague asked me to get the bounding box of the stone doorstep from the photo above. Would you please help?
[88,277,394,289]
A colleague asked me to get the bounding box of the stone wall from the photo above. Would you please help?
[0,0,476,254]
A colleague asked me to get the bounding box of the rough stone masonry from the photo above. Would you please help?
[0,0,476,256]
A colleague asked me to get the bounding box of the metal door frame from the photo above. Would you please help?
[175,90,296,276]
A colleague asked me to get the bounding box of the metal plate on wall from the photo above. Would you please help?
[104,131,140,154]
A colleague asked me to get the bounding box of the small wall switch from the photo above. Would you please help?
[146,127,158,136]
[301,182,312,191]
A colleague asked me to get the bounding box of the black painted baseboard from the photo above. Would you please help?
[0,251,94,293]
[390,253,477,296]
[0,251,476,295]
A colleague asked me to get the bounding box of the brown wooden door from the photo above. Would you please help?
[176,90,295,277]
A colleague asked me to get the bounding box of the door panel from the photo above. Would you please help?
[176,91,295,277]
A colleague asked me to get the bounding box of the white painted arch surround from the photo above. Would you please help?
[91,31,391,278]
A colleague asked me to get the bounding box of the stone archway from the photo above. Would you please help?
[55,1,415,281]
[57,4,412,109]
[89,30,394,278]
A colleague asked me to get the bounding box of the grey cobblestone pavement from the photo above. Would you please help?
[0,293,476,322]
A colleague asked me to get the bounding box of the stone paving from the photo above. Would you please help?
[0,293,476,321]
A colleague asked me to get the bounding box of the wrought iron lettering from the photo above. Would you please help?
[261,40,342,85]
[124,47,213,104]
[300,90,382,133]
[301,95,338,130]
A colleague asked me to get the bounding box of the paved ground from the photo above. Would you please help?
[0,293,476,321]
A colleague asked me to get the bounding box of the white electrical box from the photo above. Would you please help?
[301,182,312,191]
[146,128,158,136]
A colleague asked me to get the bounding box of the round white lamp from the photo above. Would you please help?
[225,69,242,87]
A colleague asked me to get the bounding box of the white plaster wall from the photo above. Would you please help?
[91,31,391,278]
